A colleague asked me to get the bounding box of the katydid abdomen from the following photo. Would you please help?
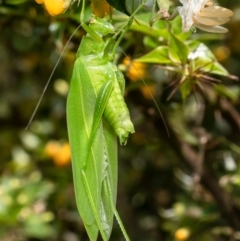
[77,21,135,145]
[83,60,134,145]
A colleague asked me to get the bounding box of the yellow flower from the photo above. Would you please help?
[45,140,71,167]
[44,0,70,16]
[53,143,71,167]
[123,57,147,82]
[174,228,190,241]
[35,0,71,16]
[123,57,155,99]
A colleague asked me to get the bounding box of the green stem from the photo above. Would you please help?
[112,0,147,58]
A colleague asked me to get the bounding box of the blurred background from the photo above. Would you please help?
[1,0,240,240]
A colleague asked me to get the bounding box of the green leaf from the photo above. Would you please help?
[188,43,229,76]
[24,213,55,239]
[171,16,190,39]
[215,85,240,102]
[135,46,171,64]
[130,13,169,39]
[179,77,192,101]
[143,36,159,49]
[125,0,141,14]
[168,32,189,64]
[201,62,229,76]
[106,0,129,15]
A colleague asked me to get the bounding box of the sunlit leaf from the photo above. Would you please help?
[168,32,189,64]
[135,46,171,64]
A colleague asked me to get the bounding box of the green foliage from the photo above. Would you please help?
[105,0,130,15]
[0,170,55,239]
[133,13,231,101]
[1,0,240,240]
[5,0,29,4]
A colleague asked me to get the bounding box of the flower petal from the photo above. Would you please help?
[199,6,233,18]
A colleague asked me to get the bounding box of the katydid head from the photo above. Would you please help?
[89,16,115,36]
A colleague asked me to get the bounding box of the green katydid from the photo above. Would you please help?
[27,0,147,240]
[67,1,146,240]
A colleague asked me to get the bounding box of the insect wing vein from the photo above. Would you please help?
[67,58,104,230]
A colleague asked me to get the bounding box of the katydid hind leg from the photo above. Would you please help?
[103,177,131,241]
[81,170,108,241]
[81,74,118,240]
[112,0,147,57]
[88,80,114,149]
[100,119,118,238]
[100,125,131,241]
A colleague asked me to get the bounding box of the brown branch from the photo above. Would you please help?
[219,98,240,130]
[153,115,240,230]
[128,89,240,229]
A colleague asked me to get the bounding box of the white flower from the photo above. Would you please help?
[177,0,233,33]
